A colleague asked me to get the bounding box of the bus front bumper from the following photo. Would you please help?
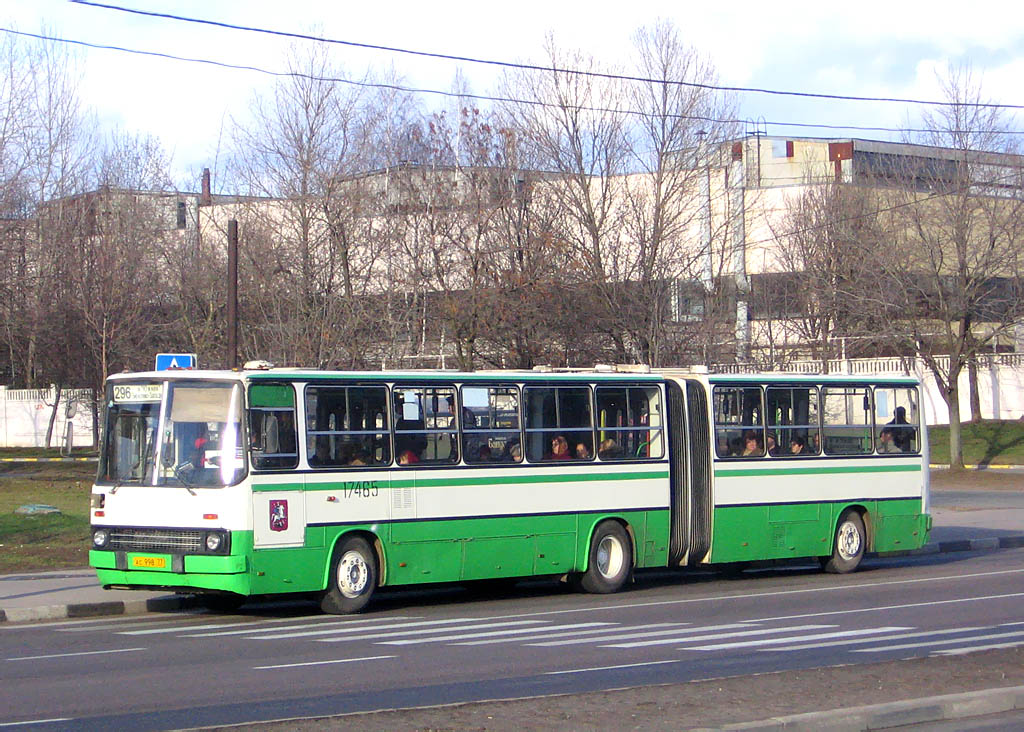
[90,550,250,594]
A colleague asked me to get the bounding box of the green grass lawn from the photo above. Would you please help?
[0,457,96,572]
[928,420,1024,466]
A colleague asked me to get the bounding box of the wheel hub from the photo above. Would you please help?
[837,520,862,560]
[338,550,369,598]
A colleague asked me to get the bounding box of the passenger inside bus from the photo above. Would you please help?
[740,431,763,457]
[598,438,619,459]
[545,435,571,460]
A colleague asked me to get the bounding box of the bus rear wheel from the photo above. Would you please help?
[822,509,866,574]
[321,536,377,614]
[578,521,633,594]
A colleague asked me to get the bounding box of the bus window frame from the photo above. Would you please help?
[523,384,596,463]
[765,384,821,458]
[713,384,766,459]
[304,383,393,469]
[459,383,524,465]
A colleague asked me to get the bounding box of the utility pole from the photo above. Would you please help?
[227,219,238,369]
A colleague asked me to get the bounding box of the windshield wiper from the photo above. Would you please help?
[172,463,198,495]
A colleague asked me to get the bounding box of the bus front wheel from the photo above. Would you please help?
[822,509,866,574]
[321,536,377,614]
[578,521,633,594]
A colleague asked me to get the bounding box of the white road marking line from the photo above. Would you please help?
[378,622,611,645]
[454,623,687,646]
[0,718,72,727]
[254,655,394,670]
[7,647,146,661]
[61,613,338,634]
[934,640,1024,656]
[119,621,275,635]
[318,619,550,643]
[472,568,1024,621]
[748,592,1024,624]
[605,624,835,649]
[191,617,463,639]
[5,612,209,632]
[854,629,1024,653]
[766,626,985,652]
[527,623,751,648]
[685,626,911,651]
[545,659,680,675]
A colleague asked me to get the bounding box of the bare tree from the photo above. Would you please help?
[499,38,632,363]
[768,181,888,370]
[616,20,739,366]
[0,30,94,389]
[64,132,173,390]
[229,43,405,368]
[868,64,1024,468]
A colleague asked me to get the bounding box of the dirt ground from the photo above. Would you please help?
[222,470,1024,732]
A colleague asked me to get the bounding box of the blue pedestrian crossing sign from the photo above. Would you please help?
[155,353,198,370]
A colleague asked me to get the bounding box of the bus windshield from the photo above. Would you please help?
[101,380,246,487]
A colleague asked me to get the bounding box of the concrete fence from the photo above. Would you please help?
[0,386,96,448]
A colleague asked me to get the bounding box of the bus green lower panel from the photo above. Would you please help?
[711,499,928,563]
[249,546,334,594]
[93,564,252,595]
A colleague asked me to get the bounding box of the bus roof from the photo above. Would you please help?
[107,368,919,386]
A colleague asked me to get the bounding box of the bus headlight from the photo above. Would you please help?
[205,531,225,553]
[92,529,110,548]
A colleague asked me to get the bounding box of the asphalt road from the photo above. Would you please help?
[2,542,1023,731]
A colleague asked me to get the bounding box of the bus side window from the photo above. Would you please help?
[713,386,764,458]
[248,384,298,470]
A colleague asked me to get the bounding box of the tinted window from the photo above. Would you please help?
[461,385,522,464]
[595,386,664,460]
[874,386,919,454]
[713,386,764,458]
[822,387,872,455]
[305,386,390,468]
[249,383,298,470]
[766,386,819,457]
[393,386,459,465]
[524,386,594,462]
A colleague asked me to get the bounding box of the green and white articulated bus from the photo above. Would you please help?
[89,365,931,613]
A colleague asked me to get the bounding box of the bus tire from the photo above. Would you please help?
[822,509,866,574]
[578,521,633,594]
[321,536,377,614]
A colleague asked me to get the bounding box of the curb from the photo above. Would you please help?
[698,684,1024,731]
[2,535,1023,625]
[0,595,191,624]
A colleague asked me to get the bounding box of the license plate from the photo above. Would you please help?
[131,556,167,569]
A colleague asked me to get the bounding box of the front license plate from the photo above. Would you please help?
[131,556,167,569]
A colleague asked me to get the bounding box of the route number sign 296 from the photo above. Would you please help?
[112,384,163,403]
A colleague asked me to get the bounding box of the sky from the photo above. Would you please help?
[3,0,1023,188]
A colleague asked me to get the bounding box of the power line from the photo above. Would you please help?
[4,27,1024,142]
[70,0,1024,111]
